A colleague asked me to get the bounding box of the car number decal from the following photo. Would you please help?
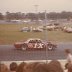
[34,43,43,48]
[28,43,33,48]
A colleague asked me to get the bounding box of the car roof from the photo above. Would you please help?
[28,38,41,40]
[26,38,42,42]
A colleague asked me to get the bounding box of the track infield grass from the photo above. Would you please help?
[0,24,72,44]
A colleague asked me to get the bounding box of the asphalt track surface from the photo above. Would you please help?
[0,43,72,61]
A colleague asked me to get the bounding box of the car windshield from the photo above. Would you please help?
[29,40,36,43]
[28,39,42,43]
[36,40,42,43]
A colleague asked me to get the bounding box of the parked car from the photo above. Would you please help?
[63,26,72,33]
[20,27,30,32]
[32,28,43,32]
[14,38,57,51]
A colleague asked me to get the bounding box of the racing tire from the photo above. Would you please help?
[21,45,27,51]
[47,46,54,51]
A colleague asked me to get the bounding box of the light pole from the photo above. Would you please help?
[34,5,39,13]
[34,5,39,24]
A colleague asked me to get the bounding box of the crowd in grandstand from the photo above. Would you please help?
[0,60,72,72]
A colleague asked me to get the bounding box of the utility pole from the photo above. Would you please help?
[44,10,48,63]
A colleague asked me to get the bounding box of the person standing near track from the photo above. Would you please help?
[65,49,72,72]
[65,49,72,65]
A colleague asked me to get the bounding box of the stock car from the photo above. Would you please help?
[20,27,30,32]
[14,38,57,51]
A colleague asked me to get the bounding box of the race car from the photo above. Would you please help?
[14,38,57,51]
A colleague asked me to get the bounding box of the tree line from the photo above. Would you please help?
[0,11,72,20]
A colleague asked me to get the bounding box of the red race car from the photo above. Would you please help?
[14,38,57,51]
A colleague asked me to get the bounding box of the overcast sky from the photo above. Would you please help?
[0,0,72,14]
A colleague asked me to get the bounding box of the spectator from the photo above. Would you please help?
[47,60,64,72]
[32,63,49,72]
[67,64,72,72]
[0,63,10,72]
[65,49,72,64]
[65,49,72,72]
[24,62,38,72]
[16,62,27,72]
[9,62,18,72]
[65,63,69,69]
[24,62,49,72]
